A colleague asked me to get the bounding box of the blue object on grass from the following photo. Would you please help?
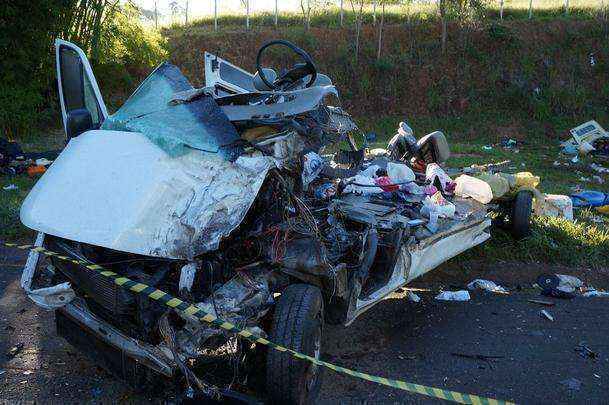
[570,191,609,208]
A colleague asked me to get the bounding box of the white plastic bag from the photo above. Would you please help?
[426,163,453,190]
[467,279,507,293]
[435,290,470,301]
[343,174,384,195]
[387,162,415,183]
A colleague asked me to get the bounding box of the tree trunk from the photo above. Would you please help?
[154,0,158,29]
[185,0,189,25]
[214,0,218,31]
[340,0,344,26]
[373,0,377,25]
[275,0,278,26]
[439,0,447,55]
[246,0,250,30]
[377,2,384,60]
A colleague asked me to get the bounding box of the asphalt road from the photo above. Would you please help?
[1,246,608,404]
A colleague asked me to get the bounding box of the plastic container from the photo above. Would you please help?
[454,175,493,204]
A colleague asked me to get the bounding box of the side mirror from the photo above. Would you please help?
[65,109,92,140]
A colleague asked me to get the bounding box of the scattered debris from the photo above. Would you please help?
[590,163,609,174]
[0,370,5,376]
[582,289,609,297]
[500,138,517,149]
[534,194,573,220]
[561,120,609,157]
[482,145,493,151]
[540,309,554,322]
[6,343,24,359]
[451,352,505,361]
[454,175,493,204]
[406,291,421,303]
[560,378,582,391]
[2,184,18,191]
[467,279,508,294]
[435,290,470,301]
[575,343,597,360]
[527,299,555,306]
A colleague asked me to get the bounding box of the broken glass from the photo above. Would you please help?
[101,62,242,160]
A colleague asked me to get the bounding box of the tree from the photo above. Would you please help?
[438,0,488,54]
[350,0,365,61]
[376,0,385,60]
[300,0,312,30]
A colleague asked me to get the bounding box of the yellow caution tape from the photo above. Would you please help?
[3,242,515,405]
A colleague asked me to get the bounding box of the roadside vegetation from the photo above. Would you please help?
[1,0,608,271]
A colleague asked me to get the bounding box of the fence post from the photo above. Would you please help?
[214,0,218,31]
[340,0,344,26]
[500,0,504,20]
[275,0,278,26]
[528,0,533,19]
[246,0,250,30]
[184,0,188,25]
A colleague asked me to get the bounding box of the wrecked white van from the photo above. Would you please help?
[19,39,532,403]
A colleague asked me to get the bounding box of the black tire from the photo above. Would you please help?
[266,284,324,404]
[510,190,533,239]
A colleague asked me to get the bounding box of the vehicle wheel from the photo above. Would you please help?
[510,190,533,239]
[266,284,324,404]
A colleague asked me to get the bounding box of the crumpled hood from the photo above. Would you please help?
[20,130,274,259]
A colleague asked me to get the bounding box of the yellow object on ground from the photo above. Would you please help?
[476,173,510,199]
[597,205,609,215]
[514,172,540,189]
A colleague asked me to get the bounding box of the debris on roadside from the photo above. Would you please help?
[570,190,609,214]
[406,291,421,303]
[467,279,508,294]
[527,299,555,306]
[534,194,573,220]
[537,273,581,299]
[560,378,582,391]
[6,343,24,359]
[2,184,18,191]
[540,309,554,321]
[575,343,597,360]
[462,160,511,175]
[561,120,609,157]
[500,138,518,149]
[0,138,57,176]
[435,290,470,301]
[590,163,609,174]
[582,289,609,298]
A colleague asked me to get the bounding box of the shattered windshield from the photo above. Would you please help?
[101,62,242,160]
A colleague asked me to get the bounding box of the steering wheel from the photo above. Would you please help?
[256,40,318,90]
